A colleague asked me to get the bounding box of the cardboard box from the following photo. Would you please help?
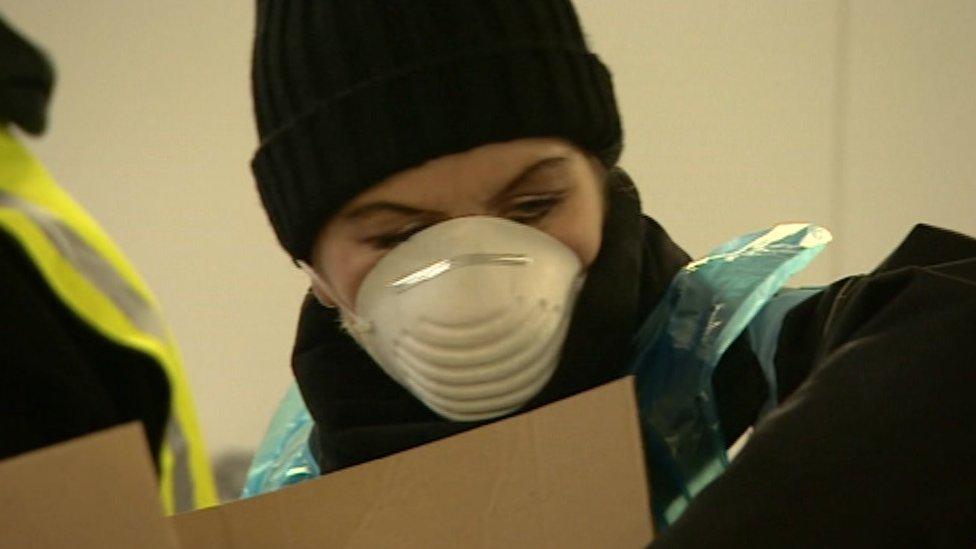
[0,423,180,549]
[1,377,653,548]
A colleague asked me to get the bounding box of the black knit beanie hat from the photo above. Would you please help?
[251,0,623,260]
[0,15,55,135]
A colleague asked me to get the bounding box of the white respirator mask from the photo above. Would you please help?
[301,216,585,422]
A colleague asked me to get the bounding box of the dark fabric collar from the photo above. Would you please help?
[292,168,690,473]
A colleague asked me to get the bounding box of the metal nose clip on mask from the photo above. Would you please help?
[301,216,585,422]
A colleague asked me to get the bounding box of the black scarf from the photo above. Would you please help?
[292,168,691,473]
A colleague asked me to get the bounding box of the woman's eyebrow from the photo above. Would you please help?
[341,201,439,221]
[495,156,570,198]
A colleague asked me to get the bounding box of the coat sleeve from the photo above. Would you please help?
[0,231,170,467]
[653,225,976,548]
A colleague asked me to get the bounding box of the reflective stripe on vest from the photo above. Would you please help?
[0,129,217,512]
[0,191,168,340]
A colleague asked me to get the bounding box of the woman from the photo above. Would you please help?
[245,1,975,545]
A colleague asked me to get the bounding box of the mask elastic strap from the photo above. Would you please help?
[296,260,373,332]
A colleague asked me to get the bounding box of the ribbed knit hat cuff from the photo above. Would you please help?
[253,47,622,261]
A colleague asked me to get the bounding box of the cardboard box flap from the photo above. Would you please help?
[0,423,178,549]
[172,377,652,548]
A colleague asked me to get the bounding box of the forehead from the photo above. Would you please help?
[342,137,581,211]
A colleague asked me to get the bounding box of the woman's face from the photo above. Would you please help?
[308,137,606,309]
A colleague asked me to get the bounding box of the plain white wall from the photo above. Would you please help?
[3,1,974,460]
[839,1,976,274]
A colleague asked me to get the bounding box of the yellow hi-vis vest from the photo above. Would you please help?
[0,128,217,513]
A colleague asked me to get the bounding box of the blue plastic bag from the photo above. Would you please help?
[631,223,830,525]
[241,383,319,498]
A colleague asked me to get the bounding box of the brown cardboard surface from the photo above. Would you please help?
[172,377,652,549]
[0,378,651,548]
[0,423,178,549]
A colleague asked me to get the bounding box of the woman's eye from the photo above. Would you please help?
[507,194,563,223]
[367,225,426,249]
